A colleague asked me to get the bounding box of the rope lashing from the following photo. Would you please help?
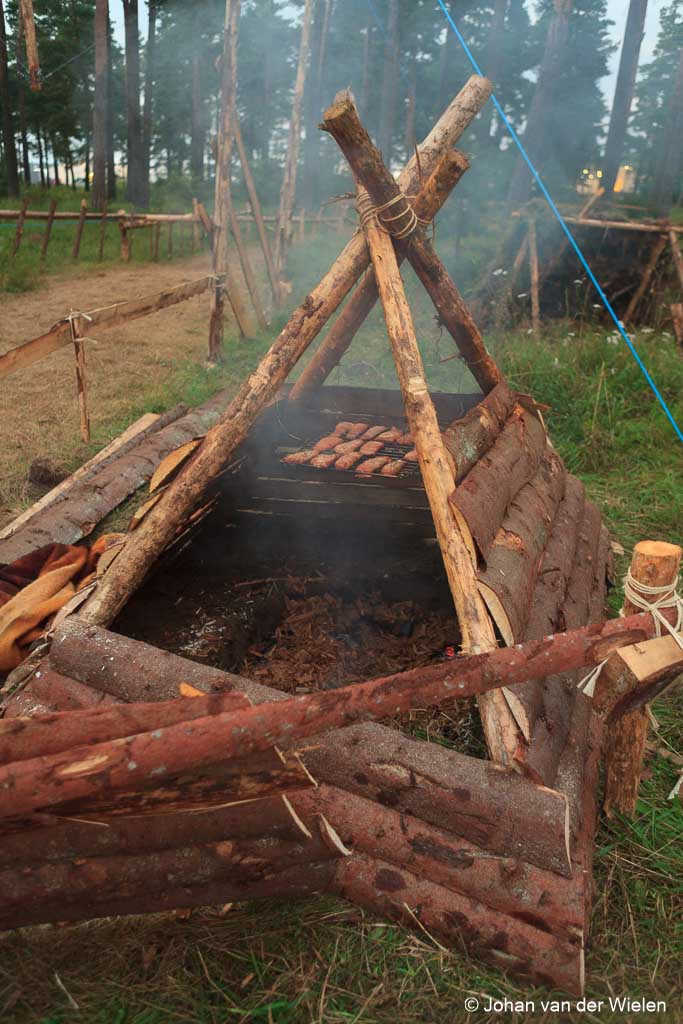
[356,187,428,240]
[577,571,683,698]
[67,310,96,346]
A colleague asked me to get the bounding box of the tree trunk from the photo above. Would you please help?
[273,0,314,271]
[92,0,108,211]
[51,138,60,185]
[653,45,683,215]
[36,126,45,185]
[18,0,39,89]
[14,11,30,183]
[106,12,116,199]
[123,0,144,206]
[141,0,157,203]
[190,48,203,180]
[377,0,399,164]
[0,0,19,197]
[508,0,573,205]
[602,0,648,193]
[208,0,258,357]
[83,131,90,190]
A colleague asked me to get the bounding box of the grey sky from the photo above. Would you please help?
[111,0,664,107]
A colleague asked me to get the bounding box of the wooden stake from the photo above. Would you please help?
[273,0,314,272]
[623,234,667,324]
[72,199,88,260]
[233,120,282,307]
[604,540,682,817]
[670,229,683,292]
[98,201,108,261]
[11,196,29,256]
[208,0,257,358]
[671,302,683,350]
[153,222,161,261]
[119,221,131,262]
[40,198,57,260]
[70,316,91,443]
[166,221,173,258]
[528,218,541,338]
[191,198,200,251]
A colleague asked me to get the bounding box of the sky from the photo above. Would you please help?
[111,0,664,109]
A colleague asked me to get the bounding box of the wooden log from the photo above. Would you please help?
[441,381,517,482]
[0,394,225,564]
[622,234,668,324]
[562,215,683,235]
[293,785,585,943]
[477,450,566,648]
[0,275,215,382]
[358,183,496,658]
[0,853,338,932]
[672,302,683,350]
[119,221,130,261]
[40,198,57,259]
[670,229,683,292]
[70,315,90,442]
[72,198,88,259]
[19,0,40,89]
[301,723,571,876]
[234,118,283,307]
[290,151,471,401]
[0,794,311,865]
[535,189,604,295]
[208,0,257,354]
[4,668,117,717]
[332,854,584,994]
[321,91,502,394]
[226,190,268,332]
[273,0,314,272]
[593,634,683,720]
[0,691,252,764]
[11,196,28,256]
[528,219,541,338]
[604,541,682,817]
[449,407,547,561]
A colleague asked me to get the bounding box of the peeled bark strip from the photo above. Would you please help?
[604,541,682,817]
[449,407,547,561]
[0,795,310,866]
[441,381,516,482]
[477,450,567,647]
[290,150,470,401]
[332,854,584,995]
[302,722,571,876]
[593,635,683,720]
[321,91,502,395]
[0,859,337,932]
[293,784,584,942]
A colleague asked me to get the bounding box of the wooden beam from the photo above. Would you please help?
[593,634,683,720]
[563,215,683,235]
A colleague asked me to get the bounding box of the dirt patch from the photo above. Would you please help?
[0,251,260,527]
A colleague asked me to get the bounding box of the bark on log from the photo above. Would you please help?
[449,407,547,561]
[0,392,225,564]
[358,183,496,659]
[0,794,311,865]
[301,722,571,876]
[477,450,566,647]
[604,541,682,817]
[441,382,516,483]
[293,784,584,942]
[331,854,584,994]
[593,634,683,720]
[320,91,503,394]
[290,150,470,401]
[0,858,337,932]
[4,668,117,718]
[562,215,683,235]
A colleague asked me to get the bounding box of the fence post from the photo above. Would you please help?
[70,314,91,443]
[11,196,29,256]
[72,198,88,260]
[41,198,57,260]
[119,219,131,262]
[98,202,108,261]
[167,222,173,259]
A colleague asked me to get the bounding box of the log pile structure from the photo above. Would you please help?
[1,79,681,999]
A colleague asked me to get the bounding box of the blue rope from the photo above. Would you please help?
[435,0,683,443]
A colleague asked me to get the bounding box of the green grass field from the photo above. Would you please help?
[0,225,681,1023]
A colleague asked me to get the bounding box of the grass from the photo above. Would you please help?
[0,229,681,1022]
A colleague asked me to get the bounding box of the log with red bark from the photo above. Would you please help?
[293,784,584,943]
[0,858,338,932]
[331,853,584,994]
[320,91,503,395]
[476,450,567,646]
[441,381,517,482]
[78,83,496,630]
[4,667,118,717]
[448,407,547,560]
[290,149,470,401]
[593,634,683,720]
